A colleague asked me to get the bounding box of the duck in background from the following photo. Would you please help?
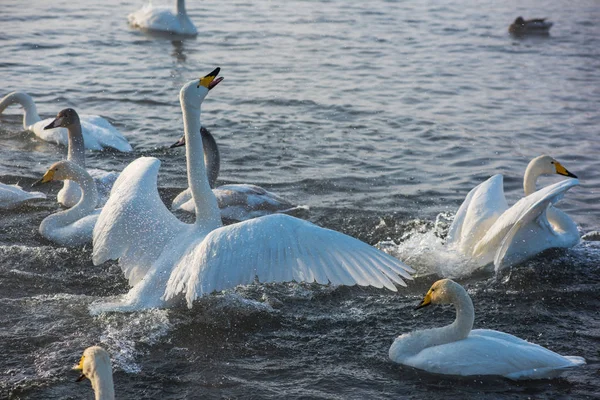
[128,0,197,36]
[0,91,132,152]
[170,127,308,222]
[389,279,585,379]
[509,17,553,36]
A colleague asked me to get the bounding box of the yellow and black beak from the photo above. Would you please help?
[198,67,224,90]
[554,162,577,179]
[31,169,55,187]
[73,355,87,382]
[415,291,432,310]
[169,135,186,148]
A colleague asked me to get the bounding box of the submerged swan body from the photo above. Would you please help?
[92,69,414,312]
[0,183,45,209]
[447,155,579,270]
[389,279,585,379]
[73,346,115,400]
[35,161,100,247]
[44,108,119,208]
[170,128,308,221]
[0,91,132,152]
[128,0,197,36]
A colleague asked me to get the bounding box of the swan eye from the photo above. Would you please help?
[551,161,555,164]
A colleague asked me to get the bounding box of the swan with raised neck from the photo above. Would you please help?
[34,160,99,247]
[73,346,115,400]
[0,91,41,130]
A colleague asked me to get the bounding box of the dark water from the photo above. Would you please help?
[1,0,599,398]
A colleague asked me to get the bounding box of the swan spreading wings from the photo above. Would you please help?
[447,155,579,271]
[92,68,414,312]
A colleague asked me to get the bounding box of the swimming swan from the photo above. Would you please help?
[0,91,132,152]
[128,0,198,36]
[73,346,115,400]
[0,183,45,209]
[389,279,585,380]
[447,155,579,271]
[170,128,308,221]
[44,108,119,208]
[34,160,100,247]
[92,68,414,312]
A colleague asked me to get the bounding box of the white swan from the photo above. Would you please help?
[92,68,414,312]
[34,160,100,247]
[0,183,45,209]
[128,0,198,36]
[73,346,115,400]
[170,128,309,221]
[0,91,132,152]
[447,155,579,271]
[43,108,119,208]
[389,279,585,380]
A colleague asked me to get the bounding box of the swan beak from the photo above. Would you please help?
[73,355,87,382]
[198,67,224,90]
[32,169,56,187]
[415,292,432,310]
[554,162,577,179]
[44,117,63,130]
[169,136,186,148]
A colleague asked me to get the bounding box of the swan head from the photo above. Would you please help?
[529,155,577,179]
[33,160,86,185]
[415,279,463,310]
[44,108,80,130]
[73,346,113,387]
[180,67,224,108]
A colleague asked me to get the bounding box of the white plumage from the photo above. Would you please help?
[0,91,132,152]
[128,0,197,36]
[92,70,414,312]
[0,182,45,209]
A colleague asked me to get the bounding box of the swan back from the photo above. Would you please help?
[74,346,115,400]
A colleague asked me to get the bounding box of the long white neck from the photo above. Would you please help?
[67,121,86,167]
[176,0,187,16]
[0,91,41,129]
[523,161,541,196]
[90,364,115,400]
[181,100,222,229]
[40,167,98,232]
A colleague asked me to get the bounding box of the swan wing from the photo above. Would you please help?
[79,115,132,152]
[164,214,415,308]
[0,183,45,209]
[447,174,508,255]
[492,178,579,270]
[93,157,186,286]
[404,329,584,379]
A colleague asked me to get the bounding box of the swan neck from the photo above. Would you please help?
[181,99,222,229]
[0,92,41,129]
[449,287,475,340]
[90,365,115,400]
[202,129,220,189]
[176,0,187,15]
[67,122,86,167]
[523,162,539,196]
[44,170,97,228]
